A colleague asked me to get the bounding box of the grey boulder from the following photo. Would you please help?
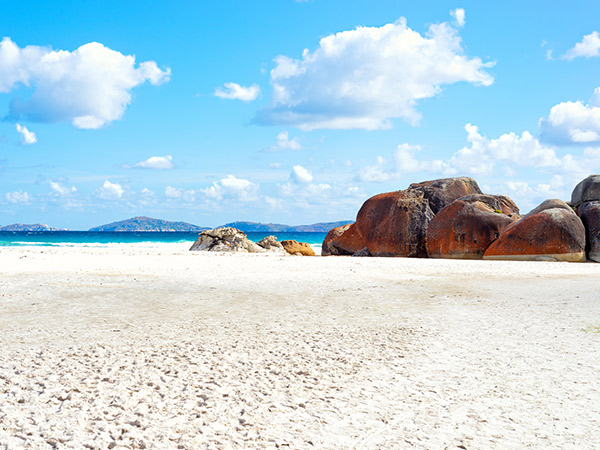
[190,227,264,253]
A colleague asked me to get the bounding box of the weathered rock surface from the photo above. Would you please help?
[571,174,600,207]
[457,194,520,217]
[189,227,264,253]
[280,240,316,256]
[526,198,573,216]
[256,235,285,253]
[577,201,600,262]
[355,190,434,257]
[321,223,365,256]
[408,177,483,214]
[427,194,518,259]
[484,201,586,262]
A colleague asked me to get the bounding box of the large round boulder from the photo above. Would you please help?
[408,177,483,214]
[483,200,586,262]
[321,223,366,256]
[427,194,519,259]
[577,201,600,262]
[571,174,600,207]
[190,227,264,253]
[355,190,434,257]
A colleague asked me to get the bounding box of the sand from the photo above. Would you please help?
[0,243,599,449]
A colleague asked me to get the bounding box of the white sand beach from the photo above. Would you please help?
[1,244,599,449]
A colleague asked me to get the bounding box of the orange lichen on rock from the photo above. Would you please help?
[484,201,586,262]
[427,195,518,259]
[355,190,434,257]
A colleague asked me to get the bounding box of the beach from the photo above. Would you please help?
[1,244,599,449]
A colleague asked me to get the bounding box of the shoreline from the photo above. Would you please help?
[1,246,599,448]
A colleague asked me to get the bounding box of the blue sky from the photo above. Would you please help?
[2,0,600,229]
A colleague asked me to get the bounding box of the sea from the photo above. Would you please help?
[0,231,327,251]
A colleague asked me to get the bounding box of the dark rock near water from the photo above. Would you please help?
[189,227,264,253]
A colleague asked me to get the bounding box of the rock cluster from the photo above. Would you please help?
[190,227,264,253]
[323,175,600,262]
[190,228,314,256]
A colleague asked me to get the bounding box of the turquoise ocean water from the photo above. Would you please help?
[0,231,327,248]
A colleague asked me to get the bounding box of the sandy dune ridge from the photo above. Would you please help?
[0,245,599,449]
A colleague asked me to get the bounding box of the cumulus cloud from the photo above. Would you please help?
[50,180,76,196]
[360,144,425,182]
[359,124,585,187]
[134,155,174,169]
[199,175,259,201]
[540,94,600,145]
[98,180,124,199]
[5,190,31,204]
[448,124,562,176]
[290,165,314,184]
[270,131,302,151]
[562,31,600,60]
[214,82,260,101]
[165,186,195,202]
[256,14,493,130]
[450,8,466,27]
[0,37,170,129]
[15,124,37,145]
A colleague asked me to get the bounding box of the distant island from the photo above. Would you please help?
[222,221,353,233]
[1,217,353,233]
[89,216,208,232]
[0,223,68,231]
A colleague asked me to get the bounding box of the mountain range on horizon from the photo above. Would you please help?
[0,217,353,233]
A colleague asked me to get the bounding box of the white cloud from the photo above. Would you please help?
[0,37,170,129]
[540,97,600,145]
[5,190,31,204]
[214,82,260,101]
[450,8,465,27]
[15,124,37,144]
[270,131,302,151]
[200,175,259,202]
[290,165,314,184]
[134,155,173,169]
[165,186,195,201]
[449,124,561,176]
[359,144,427,182]
[359,124,588,189]
[99,180,124,199]
[256,15,493,130]
[50,180,76,196]
[562,31,600,60]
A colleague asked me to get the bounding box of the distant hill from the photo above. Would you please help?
[0,223,68,231]
[89,216,207,232]
[221,220,353,233]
